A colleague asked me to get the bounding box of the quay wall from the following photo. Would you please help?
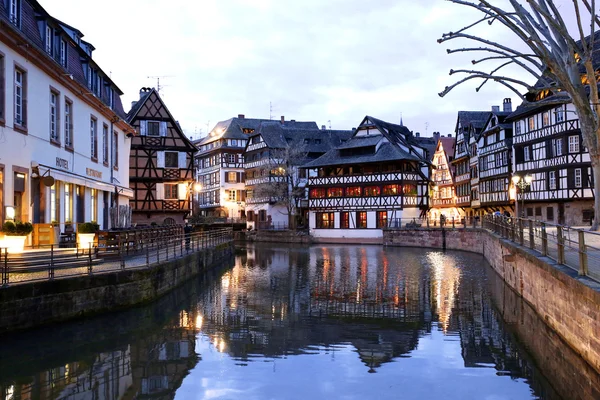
[384,227,600,374]
[0,243,234,333]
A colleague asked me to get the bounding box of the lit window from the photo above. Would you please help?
[310,188,326,198]
[316,212,334,229]
[327,188,343,197]
[165,184,178,199]
[542,111,550,127]
[228,190,236,201]
[346,186,362,197]
[376,211,387,228]
[364,186,380,196]
[528,117,535,131]
[383,184,399,195]
[340,212,349,229]
[91,189,97,222]
[357,211,367,228]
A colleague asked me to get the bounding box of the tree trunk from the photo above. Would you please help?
[592,161,600,231]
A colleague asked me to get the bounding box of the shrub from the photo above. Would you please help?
[78,222,100,234]
[1,221,34,236]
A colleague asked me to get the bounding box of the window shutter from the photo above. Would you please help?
[242,172,246,182]
[139,121,146,136]
[236,190,241,201]
[237,172,242,183]
[545,140,553,158]
[583,168,590,188]
[178,152,186,168]
[224,173,229,183]
[157,151,165,168]
[155,183,164,200]
[177,183,187,200]
[160,122,167,137]
[567,169,574,188]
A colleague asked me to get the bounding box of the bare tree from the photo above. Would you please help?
[439,0,600,230]
[251,144,309,229]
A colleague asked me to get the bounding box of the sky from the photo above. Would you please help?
[40,0,587,140]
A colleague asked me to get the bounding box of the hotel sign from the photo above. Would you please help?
[56,157,69,170]
[86,168,102,179]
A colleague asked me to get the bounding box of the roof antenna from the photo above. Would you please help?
[425,122,429,136]
[269,102,273,120]
[400,113,403,126]
[328,120,331,129]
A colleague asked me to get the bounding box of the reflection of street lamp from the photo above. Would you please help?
[191,182,202,217]
[511,174,533,217]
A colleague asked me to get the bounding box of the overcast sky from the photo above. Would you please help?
[41,0,587,139]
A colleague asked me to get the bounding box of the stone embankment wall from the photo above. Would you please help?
[384,227,600,374]
[238,230,312,244]
[0,244,233,333]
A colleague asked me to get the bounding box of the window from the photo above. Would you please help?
[165,152,178,168]
[50,184,58,223]
[112,130,118,169]
[227,154,236,163]
[64,184,72,222]
[303,139,310,144]
[50,90,59,142]
[60,39,67,67]
[549,171,556,190]
[553,138,563,156]
[346,186,362,197]
[227,171,237,183]
[165,184,178,199]
[45,25,53,54]
[64,99,73,148]
[524,146,530,162]
[147,121,160,136]
[542,111,550,127]
[403,184,417,195]
[555,107,564,122]
[547,206,554,221]
[357,211,367,229]
[340,212,349,229]
[327,187,343,197]
[231,139,238,146]
[376,211,387,228]
[90,189,98,222]
[316,212,334,229]
[0,54,4,121]
[228,190,236,201]
[575,168,582,188]
[364,186,380,196]
[526,207,533,217]
[528,117,535,131]
[9,0,20,26]
[310,188,326,198]
[515,121,521,134]
[383,184,399,195]
[14,67,26,127]
[315,139,321,144]
[90,117,97,159]
[569,136,580,153]
[535,207,542,217]
[102,124,109,164]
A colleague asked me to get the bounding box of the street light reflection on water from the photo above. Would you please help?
[1,243,599,400]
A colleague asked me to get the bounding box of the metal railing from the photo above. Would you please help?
[386,217,483,229]
[0,228,233,287]
[483,215,600,282]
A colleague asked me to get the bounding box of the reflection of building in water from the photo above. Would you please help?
[427,252,462,333]
[0,348,132,400]
[0,310,199,400]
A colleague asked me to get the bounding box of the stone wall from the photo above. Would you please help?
[241,230,313,244]
[384,227,600,374]
[0,243,233,333]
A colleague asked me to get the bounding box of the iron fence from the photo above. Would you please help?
[483,215,600,282]
[0,228,233,287]
[386,216,483,229]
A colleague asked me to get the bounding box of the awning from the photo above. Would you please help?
[39,166,134,198]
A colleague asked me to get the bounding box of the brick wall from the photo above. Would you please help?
[384,227,600,374]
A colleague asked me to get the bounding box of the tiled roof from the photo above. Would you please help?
[456,111,490,131]
[303,142,420,169]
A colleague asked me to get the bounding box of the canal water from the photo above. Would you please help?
[0,244,598,400]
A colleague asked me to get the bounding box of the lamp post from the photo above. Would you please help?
[511,174,533,218]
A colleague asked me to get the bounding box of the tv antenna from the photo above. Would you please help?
[328,120,331,129]
[425,122,429,136]
[269,102,273,120]
[147,76,173,93]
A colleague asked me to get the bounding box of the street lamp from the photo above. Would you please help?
[511,174,533,218]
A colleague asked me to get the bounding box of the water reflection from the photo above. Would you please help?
[0,244,598,399]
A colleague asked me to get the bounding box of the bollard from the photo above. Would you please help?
[49,245,55,280]
[557,226,565,264]
[541,223,548,256]
[578,230,588,276]
[88,243,93,274]
[1,248,8,286]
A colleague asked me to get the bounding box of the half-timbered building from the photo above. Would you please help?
[478,100,514,214]
[193,115,269,220]
[126,88,196,225]
[451,111,489,219]
[510,95,594,225]
[0,0,133,239]
[244,119,352,230]
[429,136,459,222]
[303,116,430,242]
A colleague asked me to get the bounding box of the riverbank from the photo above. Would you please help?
[0,242,234,333]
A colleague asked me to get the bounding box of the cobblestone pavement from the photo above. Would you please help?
[4,238,229,286]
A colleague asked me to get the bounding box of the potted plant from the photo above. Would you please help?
[78,222,99,248]
[0,221,34,252]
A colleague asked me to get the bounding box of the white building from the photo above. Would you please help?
[0,1,133,235]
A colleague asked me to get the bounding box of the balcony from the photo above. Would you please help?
[431,197,456,207]
[308,172,423,186]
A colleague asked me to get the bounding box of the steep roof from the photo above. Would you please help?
[438,137,456,157]
[455,111,489,133]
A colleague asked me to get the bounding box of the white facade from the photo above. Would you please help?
[0,27,132,232]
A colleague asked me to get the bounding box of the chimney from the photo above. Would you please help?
[433,131,440,141]
[447,134,452,138]
[291,119,296,123]
[503,98,512,112]
[238,114,245,119]
[492,105,500,112]
[415,132,420,137]
[281,116,285,123]
[139,87,148,100]
[131,100,138,109]
[321,125,326,130]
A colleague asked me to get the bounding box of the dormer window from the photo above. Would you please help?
[9,0,20,27]
[45,26,53,54]
[60,39,67,67]
[304,139,310,144]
